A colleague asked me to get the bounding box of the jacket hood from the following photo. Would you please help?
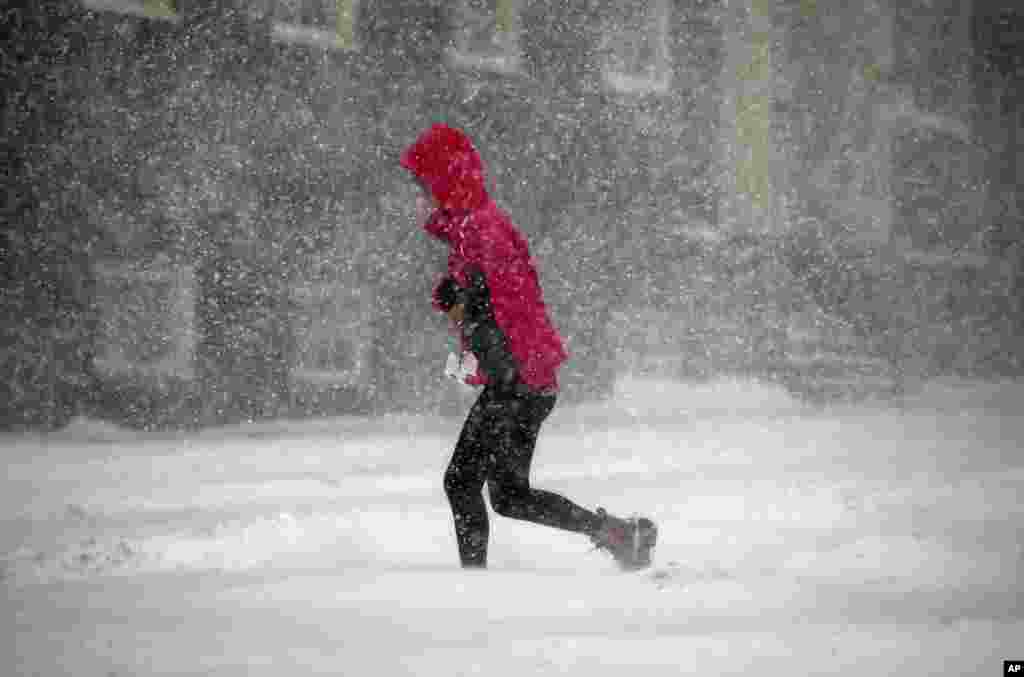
[400,123,489,213]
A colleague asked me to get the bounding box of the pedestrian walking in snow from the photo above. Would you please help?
[400,123,656,570]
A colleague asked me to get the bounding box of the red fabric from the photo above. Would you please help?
[402,124,568,391]
[400,123,488,212]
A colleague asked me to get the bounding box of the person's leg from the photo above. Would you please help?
[444,391,494,567]
[487,393,601,534]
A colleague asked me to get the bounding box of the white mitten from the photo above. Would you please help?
[444,351,478,382]
[444,352,461,380]
[459,352,478,380]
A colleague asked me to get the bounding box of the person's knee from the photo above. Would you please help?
[443,469,463,498]
[488,482,528,516]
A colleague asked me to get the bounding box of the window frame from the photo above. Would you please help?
[600,0,673,96]
[288,281,375,388]
[82,0,363,51]
[444,0,523,75]
[266,0,361,52]
[81,0,180,22]
[92,259,198,380]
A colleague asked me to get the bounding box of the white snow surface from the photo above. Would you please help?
[2,376,1022,676]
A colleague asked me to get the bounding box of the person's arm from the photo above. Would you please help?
[468,319,519,392]
[458,264,522,392]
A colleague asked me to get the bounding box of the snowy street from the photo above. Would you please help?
[2,378,1021,676]
[6,0,1023,674]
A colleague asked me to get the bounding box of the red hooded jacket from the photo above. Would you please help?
[400,123,568,392]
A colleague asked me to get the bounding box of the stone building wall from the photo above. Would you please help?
[10,0,1017,428]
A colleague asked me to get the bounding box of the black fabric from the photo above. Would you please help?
[433,276,461,312]
[453,267,493,325]
[459,266,522,393]
[463,315,519,392]
[444,386,600,567]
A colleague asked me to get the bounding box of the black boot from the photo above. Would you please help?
[589,508,657,571]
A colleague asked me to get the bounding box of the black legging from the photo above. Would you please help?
[444,386,601,567]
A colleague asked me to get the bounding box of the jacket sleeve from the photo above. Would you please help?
[458,264,521,391]
[468,318,519,392]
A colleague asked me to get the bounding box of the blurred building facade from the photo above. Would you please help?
[3,0,1020,428]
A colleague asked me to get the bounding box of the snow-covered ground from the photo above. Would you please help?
[2,377,1022,676]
